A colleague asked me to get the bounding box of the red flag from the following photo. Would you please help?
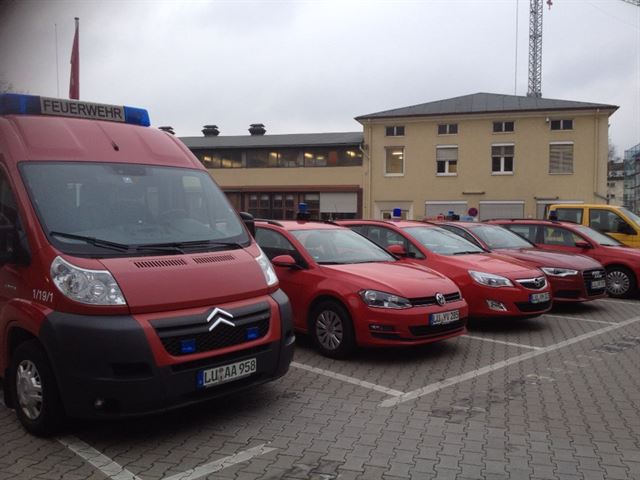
[69,17,79,99]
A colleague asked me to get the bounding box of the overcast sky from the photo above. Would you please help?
[1,0,638,154]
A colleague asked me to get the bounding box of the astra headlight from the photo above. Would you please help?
[360,290,412,309]
[541,267,578,277]
[469,270,513,288]
[50,256,126,305]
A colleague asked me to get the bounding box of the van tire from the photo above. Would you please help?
[606,266,636,299]
[310,300,355,359]
[9,340,64,437]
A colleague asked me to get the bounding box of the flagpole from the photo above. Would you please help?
[69,17,79,99]
[54,23,60,97]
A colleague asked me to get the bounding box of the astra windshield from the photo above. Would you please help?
[20,162,249,256]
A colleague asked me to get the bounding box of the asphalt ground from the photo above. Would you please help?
[1,297,639,480]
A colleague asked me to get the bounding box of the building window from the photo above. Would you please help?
[437,123,458,135]
[200,150,243,168]
[550,119,573,131]
[549,143,574,174]
[436,146,458,175]
[491,145,514,174]
[493,121,514,133]
[385,126,405,137]
[385,147,404,176]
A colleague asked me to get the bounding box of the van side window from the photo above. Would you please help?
[589,209,634,235]
[0,169,29,259]
[555,208,583,224]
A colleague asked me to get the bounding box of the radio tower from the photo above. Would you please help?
[527,0,552,98]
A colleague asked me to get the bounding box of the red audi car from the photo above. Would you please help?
[254,221,468,358]
[488,219,640,298]
[435,221,606,303]
[339,220,552,319]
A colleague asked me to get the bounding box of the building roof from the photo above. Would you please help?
[355,92,618,121]
[179,131,363,149]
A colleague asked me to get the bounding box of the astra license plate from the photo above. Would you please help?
[591,279,606,290]
[197,358,257,389]
[430,310,460,326]
[530,292,550,304]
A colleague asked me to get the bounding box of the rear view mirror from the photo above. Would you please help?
[575,241,592,249]
[387,244,408,256]
[271,254,299,269]
[239,211,255,237]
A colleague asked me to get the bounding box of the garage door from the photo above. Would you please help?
[479,201,524,221]
[425,201,468,219]
[320,192,358,215]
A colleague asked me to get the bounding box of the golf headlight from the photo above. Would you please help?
[469,270,513,287]
[541,267,578,277]
[255,248,278,287]
[360,290,412,309]
[50,256,126,305]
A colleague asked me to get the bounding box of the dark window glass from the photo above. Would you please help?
[504,157,513,171]
[505,225,536,242]
[436,161,446,174]
[493,122,502,133]
[201,150,243,168]
[396,126,405,136]
[449,124,458,134]
[563,119,573,130]
[337,148,363,166]
[492,157,501,172]
[246,150,269,168]
[550,120,562,130]
[589,209,631,234]
[543,226,583,246]
[505,121,514,132]
[386,126,394,136]
[438,124,447,135]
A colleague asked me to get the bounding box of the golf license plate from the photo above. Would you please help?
[197,358,257,389]
[591,279,606,290]
[430,310,460,326]
[529,292,550,304]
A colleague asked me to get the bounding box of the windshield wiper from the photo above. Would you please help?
[452,251,482,255]
[50,231,131,252]
[318,261,345,265]
[140,239,244,251]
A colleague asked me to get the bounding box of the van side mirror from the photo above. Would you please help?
[239,211,255,237]
[387,244,408,257]
[0,224,24,265]
[271,255,300,269]
[575,241,592,249]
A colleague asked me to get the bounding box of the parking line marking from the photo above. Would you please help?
[379,315,640,408]
[291,361,404,397]
[57,435,143,480]
[597,298,639,307]
[544,314,617,325]
[162,444,276,480]
[462,334,541,350]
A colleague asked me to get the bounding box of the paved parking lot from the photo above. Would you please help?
[1,298,640,480]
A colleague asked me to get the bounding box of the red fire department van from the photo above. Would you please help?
[0,94,294,435]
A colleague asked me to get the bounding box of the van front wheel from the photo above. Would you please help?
[9,340,64,436]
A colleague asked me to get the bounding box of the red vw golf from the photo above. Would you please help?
[489,219,640,298]
[255,221,468,358]
[435,221,607,303]
[339,220,553,319]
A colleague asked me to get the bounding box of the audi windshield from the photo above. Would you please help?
[20,162,249,256]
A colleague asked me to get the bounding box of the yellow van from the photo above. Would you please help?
[547,204,640,248]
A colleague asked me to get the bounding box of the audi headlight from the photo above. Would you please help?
[255,248,278,287]
[360,290,412,309]
[541,267,578,277]
[50,256,126,305]
[469,270,514,287]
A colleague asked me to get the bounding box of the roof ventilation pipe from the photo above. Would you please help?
[202,125,220,136]
[249,123,266,136]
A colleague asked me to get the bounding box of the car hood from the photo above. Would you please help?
[495,248,603,270]
[322,262,459,298]
[437,252,542,279]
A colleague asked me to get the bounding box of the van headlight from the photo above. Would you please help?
[541,267,578,277]
[255,248,278,287]
[50,256,126,305]
[360,290,412,309]
[469,270,513,287]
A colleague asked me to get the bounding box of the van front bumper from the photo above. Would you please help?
[38,290,294,418]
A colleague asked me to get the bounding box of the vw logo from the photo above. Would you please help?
[206,307,235,332]
[435,293,446,306]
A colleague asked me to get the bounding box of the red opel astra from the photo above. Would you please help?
[488,219,640,298]
[339,220,552,319]
[255,221,468,358]
[436,221,606,303]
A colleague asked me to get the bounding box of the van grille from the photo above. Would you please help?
[151,303,270,356]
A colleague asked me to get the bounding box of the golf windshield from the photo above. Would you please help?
[20,161,249,256]
[403,226,484,255]
[291,228,394,264]
[574,225,622,247]
[471,225,534,250]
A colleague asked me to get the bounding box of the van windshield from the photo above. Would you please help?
[620,207,640,227]
[20,162,249,256]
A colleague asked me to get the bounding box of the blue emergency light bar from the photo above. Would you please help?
[0,93,150,127]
